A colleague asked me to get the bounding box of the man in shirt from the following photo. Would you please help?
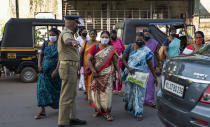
[57,15,86,127]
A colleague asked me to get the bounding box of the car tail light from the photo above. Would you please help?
[195,119,208,126]
[200,85,210,104]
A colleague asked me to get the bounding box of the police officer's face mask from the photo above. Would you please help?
[75,25,79,33]
[73,22,79,32]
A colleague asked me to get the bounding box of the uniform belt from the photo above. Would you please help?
[60,60,79,66]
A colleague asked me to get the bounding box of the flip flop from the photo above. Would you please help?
[103,114,114,121]
[34,113,46,119]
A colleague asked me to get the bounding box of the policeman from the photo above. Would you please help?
[57,15,86,127]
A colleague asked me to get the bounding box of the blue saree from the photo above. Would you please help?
[123,46,153,117]
[37,43,61,109]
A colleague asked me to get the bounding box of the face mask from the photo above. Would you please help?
[144,34,151,41]
[196,39,203,45]
[111,36,117,40]
[90,36,96,41]
[74,25,79,33]
[135,41,145,47]
[49,36,57,42]
[171,31,176,34]
[101,38,110,44]
[82,33,87,37]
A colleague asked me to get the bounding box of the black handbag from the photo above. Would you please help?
[84,44,99,75]
[80,41,88,67]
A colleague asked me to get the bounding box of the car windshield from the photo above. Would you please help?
[195,44,210,56]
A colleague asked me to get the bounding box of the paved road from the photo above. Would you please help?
[0,77,165,127]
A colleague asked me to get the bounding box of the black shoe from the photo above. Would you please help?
[58,125,72,127]
[70,118,87,125]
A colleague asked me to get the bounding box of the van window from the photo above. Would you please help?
[136,26,146,33]
[34,26,47,48]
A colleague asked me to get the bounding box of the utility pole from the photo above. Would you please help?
[16,0,19,18]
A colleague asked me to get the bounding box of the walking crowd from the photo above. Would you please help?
[34,15,206,127]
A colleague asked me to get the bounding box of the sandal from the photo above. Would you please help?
[136,116,143,121]
[34,112,46,119]
[118,91,124,97]
[148,102,156,108]
[103,114,113,121]
[92,112,100,118]
[113,91,118,95]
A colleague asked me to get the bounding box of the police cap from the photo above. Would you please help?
[64,15,81,24]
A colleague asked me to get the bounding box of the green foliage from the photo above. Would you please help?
[34,27,46,47]
[0,27,4,36]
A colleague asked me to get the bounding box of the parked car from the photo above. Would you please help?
[157,44,210,127]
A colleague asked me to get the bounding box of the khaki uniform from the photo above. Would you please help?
[58,28,80,125]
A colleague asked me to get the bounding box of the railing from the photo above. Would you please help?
[63,9,151,31]
[65,9,150,18]
[199,15,210,19]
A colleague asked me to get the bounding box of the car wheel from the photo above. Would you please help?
[20,67,37,83]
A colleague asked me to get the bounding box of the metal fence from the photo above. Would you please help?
[64,9,150,31]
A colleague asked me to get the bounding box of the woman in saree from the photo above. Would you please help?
[35,28,61,119]
[80,29,98,97]
[143,29,160,107]
[122,34,157,121]
[87,31,121,121]
[163,33,181,58]
[182,31,205,55]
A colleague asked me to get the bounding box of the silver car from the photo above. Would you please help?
[157,44,210,127]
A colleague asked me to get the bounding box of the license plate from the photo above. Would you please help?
[164,80,184,97]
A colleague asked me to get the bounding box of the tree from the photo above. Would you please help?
[34,27,46,48]
[0,27,4,36]
[16,0,19,18]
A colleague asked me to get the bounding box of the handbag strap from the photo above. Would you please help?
[125,44,133,61]
[84,40,88,50]
[81,41,88,58]
[94,44,99,55]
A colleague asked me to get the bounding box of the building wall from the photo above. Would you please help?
[199,0,210,16]
[193,0,210,40]
[0,0,16,31]
[64,0,191,31]
[66,0,190,18]
[0,0,62,35]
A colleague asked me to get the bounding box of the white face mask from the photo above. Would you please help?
[101,38,110,44]
[49,36,57,42]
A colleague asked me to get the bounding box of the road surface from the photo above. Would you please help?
[0,77,165,127]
